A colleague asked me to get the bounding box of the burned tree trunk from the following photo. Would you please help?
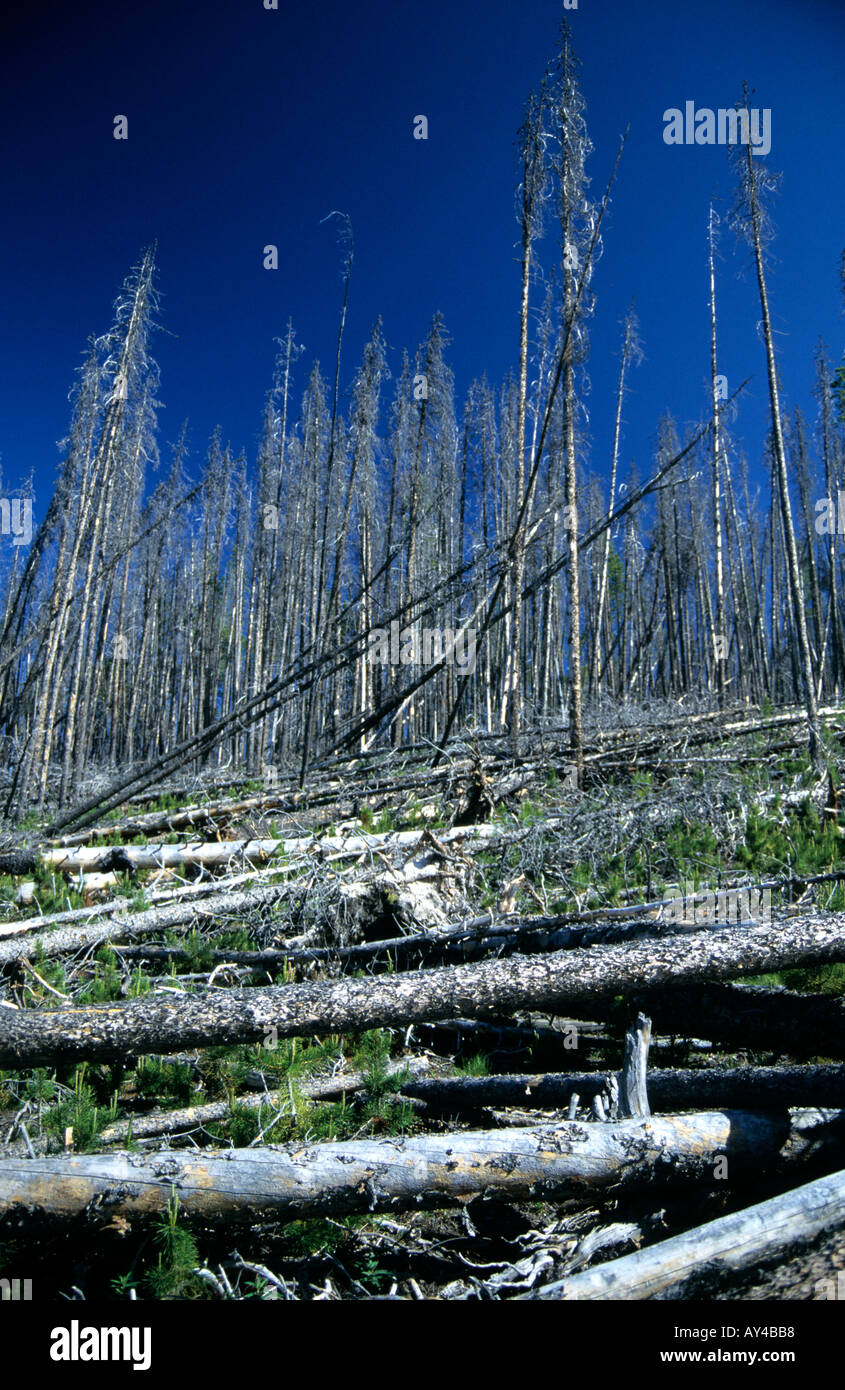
[633,982,845,1060]
[401,1064,845,1113]
[528,1165,845,1300]
[0,883,296,968]
[0,1110,789,1229]
[2,912,844,1067]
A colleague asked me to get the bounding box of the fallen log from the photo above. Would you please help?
[0,849,40,876]
[2,911,844,1066]
[411,1017,711,1067]
[0,1110,790,1228]
[108,905,748,974]
[0,882,303,969]
[0,863,305,942]
[526,1165,845,1300]
[110,916,503,972]
[49,763,533,848]
[49,792,305,847]
[411,1017,625,1068]
[633,982,845,1059]
[32,820,552,876]
[401,1064,845,1112]
[2,1058,430,1150]
[584,705,845,762]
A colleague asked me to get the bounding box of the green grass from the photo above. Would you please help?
[76,948,124,1004]
[455,1054,489,1076]
[133,1056,196,1105]
[43,1065,118,1152]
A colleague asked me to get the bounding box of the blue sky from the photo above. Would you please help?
[1,0,843,514]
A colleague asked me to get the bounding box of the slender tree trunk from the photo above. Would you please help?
[741,133,823,768]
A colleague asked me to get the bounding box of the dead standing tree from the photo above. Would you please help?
[589,303,641,702]
[4,246,159,818]
[708,204,729,705]
[554,25,595,783]
[730,89,824,770]
[507,80,551,756]
[299,213,354,786]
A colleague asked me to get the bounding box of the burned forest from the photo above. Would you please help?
[2,13,845,1319]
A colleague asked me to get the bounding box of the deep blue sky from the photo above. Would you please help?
[1,0,843,518]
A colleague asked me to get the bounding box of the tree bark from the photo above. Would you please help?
[619,1012,651,1118]
[633,982,845,1060]
[739,126,823,769]
[0,883,295,968]
[527,1165,845,1300]
[708,205,728,705]
[3,912,844,1067]
[401,1064,845,1113]
[34,817,539,877]
[0,1110,789,1229]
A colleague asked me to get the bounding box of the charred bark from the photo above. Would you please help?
[2,912,844,1067]
[401,1064,845,1113]
[632,982,845,1060]
[527,1166,845,1300]
[0,1110,789,1229]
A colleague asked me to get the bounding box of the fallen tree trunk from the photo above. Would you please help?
[0,883,298,969]
[410,1017,627,1068]
[526,1165,845,1300]
[0,863,304,942]
[0,1110,789,1228]
[108,905,745,974]
[48,762,531,848]
[401,1064,845,1112]
[582,704,845,765]
[49,792,306,847]
[633,982,845,1059]
[411,1016,711,1064]
[28,820,552,877]
[13,1058,429,1148]
[2,912,844,1066]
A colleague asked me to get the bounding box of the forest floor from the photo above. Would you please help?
[1,699,845,1300]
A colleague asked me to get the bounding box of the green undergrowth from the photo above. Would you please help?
[40,1065,119,1151]
[204,1028,418,1146]
[359,805,397,835]
[736,799,843,882]
[475,753,845,998]
[0,861,87,918]
[1,1027,417,1166]
[455,1053,490,1076]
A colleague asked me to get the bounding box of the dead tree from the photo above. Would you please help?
[730,92,823,768]
[3,912,844,1067]
[529,1165,845,1300]
[0,1110,789,1228]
